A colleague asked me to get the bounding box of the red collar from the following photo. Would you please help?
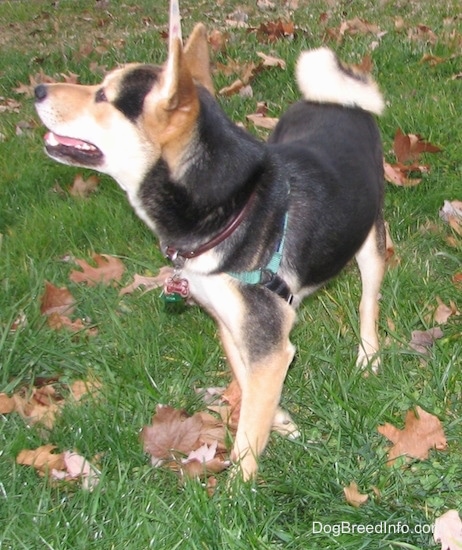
[164,191,256,262]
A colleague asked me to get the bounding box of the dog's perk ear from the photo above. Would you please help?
[184,23,214,96]
[159,36,197,112]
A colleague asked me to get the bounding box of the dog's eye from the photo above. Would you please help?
[95,88,108,103]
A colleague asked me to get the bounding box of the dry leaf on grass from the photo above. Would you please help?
[51,450,101,491]
[141,404,231,481]
[246,113,279,130]
[141,405,204,466]
[384,129,441,187]
[377,406,447,465]
[344,481,369,507]
[40,281,76,316]
[16,444,65,473]
[70,253,125,286]
[434,510,462,550]
[440,200,462,236]
[409,326,444,355]
[257,19,295,42]
[17,446,100,490]
[69,173,100,198]
[0,379,101,429]
[40,281,97,336]
[434,297,459,325]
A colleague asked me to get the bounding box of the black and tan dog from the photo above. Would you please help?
[34,21,386,479]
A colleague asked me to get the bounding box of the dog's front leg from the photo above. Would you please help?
[217,291,296,480]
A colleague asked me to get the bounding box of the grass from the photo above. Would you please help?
[1,0,461,548]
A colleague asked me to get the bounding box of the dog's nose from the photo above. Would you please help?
[34,84,48,102]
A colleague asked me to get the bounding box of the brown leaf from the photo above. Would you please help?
[70,253,125,286]
[344,481,369,507]
[409,326,444,355]
[327,17,382,43]
[69,379,102,402]
[420,53,446,66]
[377,406,447,464]
[257,19,295,42]
[51,450,101,491]
[434,510,462,550]
[40,281,76,316]
[208,29,229,53]
[119,266,174,296]
[0,393,16,414]
[141,405,203,464]
[246,113,279,130]
[393,128,441,164]
[16,444,65,474]
[383,161,421,187]
[69,174,100,198]
[434,297,459,324]
[2,378,100,428]
[256,52,286,69]
[440,200,462,236]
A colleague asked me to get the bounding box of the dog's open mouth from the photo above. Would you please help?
[44,132,103,166]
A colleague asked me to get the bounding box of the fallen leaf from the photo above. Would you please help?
[408,24,438,45]
[119,266,174,295]
[141,405,203,466]
[16,444,65,474]
[51,450,101,491]
[434,510,462,550]
[383,161,421,187]
[208,29,229,52]
[326,17,383,43]
[344,481,369,507]
[46,312,97,336]
[69,174,100,198]
[385,129,441,187]
[434,297,459,324]
[393,128,441,164]
[69,379,102,401]
[0,393,16,414]
[377,406,447,464]
[257,19,295,42]
[440,200,462,236]
[409,326,444,355]
[256,51,286,69]
[2,379,101,428]
[246,113,279,130]
[420,53,446,66]
[70,253,125,286]
[40,281,76,316]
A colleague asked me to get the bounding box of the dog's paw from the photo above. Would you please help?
[356,348,380,374]
[272,407,300,439]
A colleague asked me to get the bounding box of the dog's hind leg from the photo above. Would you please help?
[355,222,386,371]
[217,297,296,480]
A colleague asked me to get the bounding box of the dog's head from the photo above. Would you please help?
[34,24,213,194]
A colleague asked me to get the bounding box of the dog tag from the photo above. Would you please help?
[163,275,190,303]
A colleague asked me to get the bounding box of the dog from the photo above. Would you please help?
[34,20,386,480]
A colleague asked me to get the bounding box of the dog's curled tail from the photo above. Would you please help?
[296,48,385,115]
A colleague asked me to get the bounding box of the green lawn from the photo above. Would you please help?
[1,1,461,548]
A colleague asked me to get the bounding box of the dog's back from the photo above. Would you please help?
[266,49,385,291]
